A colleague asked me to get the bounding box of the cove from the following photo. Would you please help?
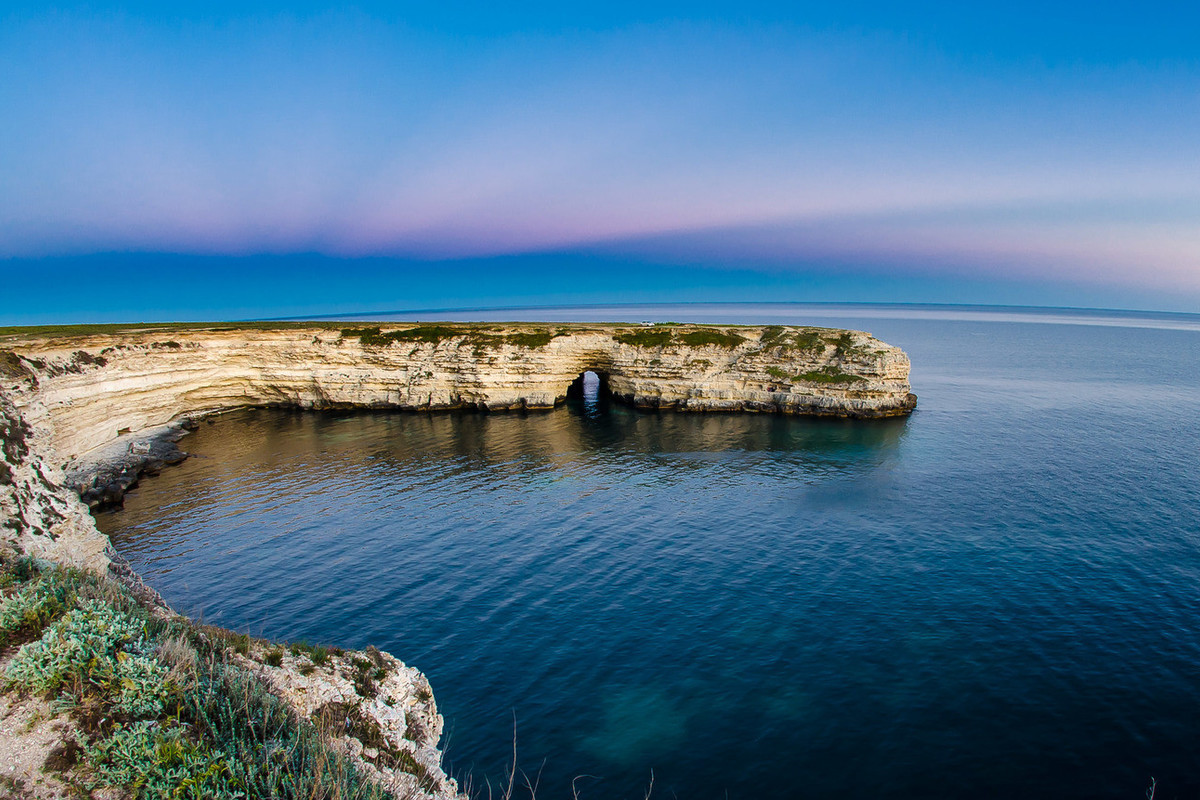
[93,306,1200,799]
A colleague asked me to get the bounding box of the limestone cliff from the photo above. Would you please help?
[0,339,468,799]
[2,322,915,472]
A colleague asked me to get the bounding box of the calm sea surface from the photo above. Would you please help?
[96,305,1200,799]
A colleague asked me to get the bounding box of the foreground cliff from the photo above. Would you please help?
[0,336,470,799]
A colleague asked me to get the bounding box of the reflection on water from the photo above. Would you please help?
[97,310,1200,800]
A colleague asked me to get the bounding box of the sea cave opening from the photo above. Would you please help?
[566,370,611,413]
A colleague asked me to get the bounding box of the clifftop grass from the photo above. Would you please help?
[341,325,566,349]
[0,556,399,799]
[613,327,747,349]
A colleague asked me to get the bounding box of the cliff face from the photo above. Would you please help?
[0,389,110,570]
[0,330,482,799]
[3,323,915,469]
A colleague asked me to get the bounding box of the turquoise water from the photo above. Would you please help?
[97,305,1200,799]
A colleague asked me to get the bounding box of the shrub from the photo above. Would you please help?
[349,657,386,698]
[111,654,171,719]
[834,331,868,358]
[0,556,393,800]
[505,331,559,348]
[341,327,388,346]
[5,600,145,695]
[181,659,389,798]
[676,330,746,348]
[342,325,464,347]
[155,635,198,675]
[614,329,674,348]
[759,326,786,344]
[290,640,330,666]
[310,645,330,667]
[792,367,866,385]
[0,576,73,646]
[792,330,826,351]
[83,721,239,800]
[403,710,428,745]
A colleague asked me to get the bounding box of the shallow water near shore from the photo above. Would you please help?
[96,304,1200,799]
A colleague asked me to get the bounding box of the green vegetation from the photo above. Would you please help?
[792,330,827,352]
[792,366,867,384]
[615,326,748,349]
[759,325,787,344]
[83,721,239,798]
[289,640,331,666]
[314,703,436,791]
[754,327,828,353]
[0,556,401,799]
[403,710,428,745]
[676,330,746,348]
[0,568,73,646]
[832,331,872,359]
[765,366,790,380]
[341,325,564,349]
[613,329,674,348]
[349,655,388,699]
[341,325,460,346]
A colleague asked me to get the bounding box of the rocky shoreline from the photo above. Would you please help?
[0,320,916,796]
[0,362,466,798]
[71,422,191,511]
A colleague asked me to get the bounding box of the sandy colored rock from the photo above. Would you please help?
[3,324,914,470]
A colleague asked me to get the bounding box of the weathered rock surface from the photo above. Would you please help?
[238,643,461,799]
[0,387,110,571]
[2,323,915,473]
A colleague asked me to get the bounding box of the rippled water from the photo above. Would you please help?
[96,306,1200,799]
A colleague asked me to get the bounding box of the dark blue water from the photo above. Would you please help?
[96,306,1200,799]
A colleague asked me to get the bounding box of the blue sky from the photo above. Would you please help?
[2,2,1198,322]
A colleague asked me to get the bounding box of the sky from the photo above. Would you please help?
[1,1,1198,322]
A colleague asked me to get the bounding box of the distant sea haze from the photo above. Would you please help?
[100,305,1200,799]
[321,301,1200,332]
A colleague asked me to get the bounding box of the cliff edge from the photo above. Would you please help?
[3,322,915,470]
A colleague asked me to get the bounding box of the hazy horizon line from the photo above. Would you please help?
[285,300,1200,322]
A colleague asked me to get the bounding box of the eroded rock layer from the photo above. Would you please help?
[3,323,915,470]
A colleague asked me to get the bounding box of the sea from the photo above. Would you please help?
[95,303,1200,799]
